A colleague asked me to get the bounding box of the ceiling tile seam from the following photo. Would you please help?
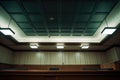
[17,0,38,36]
[70,0,79,36]
[83,0,100,35]
[37,0,50,37]
[8,12,109,16]
[93,1,119,35]
[57,0,62,36]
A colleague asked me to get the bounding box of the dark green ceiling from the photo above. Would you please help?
[0,0,118,36]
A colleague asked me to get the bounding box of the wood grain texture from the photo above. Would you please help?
[12,65,100,70]
[0,70,120,80]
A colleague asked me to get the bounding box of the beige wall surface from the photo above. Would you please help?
[104,47,119,63]
[12,47,120,65]
[0,46,13,64]
[1,45,120,65]
[115,47,120,60]
[13,52,105,65]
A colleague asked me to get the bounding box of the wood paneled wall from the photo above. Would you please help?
[0,46,13,64]
[0,63,12,69]
[13,65,100,70]
[114,60,120,70]
[105,48,118,63]
[0,70,120,80]
[13,52,105,65]
[115,47,120,60]
[100,63,116,70]
[104,47,120,63]
[1,44,120,69]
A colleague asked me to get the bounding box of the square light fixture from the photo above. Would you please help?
[30,43,39,49]
[101,27,116,34]
[56,43,64,49]
[0,28,15,35]
[57,45,64,49]
[80,43,89,49]
[30,45,38,49]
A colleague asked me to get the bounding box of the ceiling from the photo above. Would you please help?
[0,0,117,36]
[0,0,120,51]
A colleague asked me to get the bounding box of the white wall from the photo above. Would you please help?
[0,45,13,64]
[13,52,105,65]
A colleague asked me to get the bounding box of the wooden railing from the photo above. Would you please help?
[0,70,120,80]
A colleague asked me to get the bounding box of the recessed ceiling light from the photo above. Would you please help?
[80,43,89,49]
[57,45,64,49]
[56,43,64,49]
[30,45,38,49]
[0,28,15,35]
[30,43,39,49]
[0,19,15,35]
[101,27,116,34]
[49,17,55,20]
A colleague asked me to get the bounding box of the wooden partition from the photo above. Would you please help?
[100,63,116,70]
[0,70,120,80]
[1,63,119,71]
[100,61,120,70]
[12,65,100,70]
[114,61,120,70]
[0,63,11,69]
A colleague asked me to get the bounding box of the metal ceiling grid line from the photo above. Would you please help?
[76,12,109,15]
[8,12,43,15]
[49,1,59,36]
[90,21,102,23]
[83,0,100,36]
[45,1,57,36]
[59,0,73,36]
[71,3,77,36]
[57,0,62,36]
[8,12,24,14]
[95,12,109,15]
[37,0,50,37]
[17,0,38,36]
[15,21,27,23]
[70,0,81,36]
[72,21,102,24]
[0,0,118,37]
[71,1,97,36]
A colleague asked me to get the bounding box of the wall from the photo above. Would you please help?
[13,65,100,70]
[100,63,116,70]
[1,44,120,66]
[0,70,120,80]
[115,47,120,60]
[104,47,120,63]
[0,45,13,64]
[104,48,118,63]
[100,47,120,70]
[13,52,105,65]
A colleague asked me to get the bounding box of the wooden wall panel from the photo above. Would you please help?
[0,46,13,64]
[115,47,120,60]
[0,63,11,69]
[114,60,120,70]
[12,65,100,70]
[13,52,105,65]
[100,63,116,70]
[0,70,120,80]
[106,48,118,63]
